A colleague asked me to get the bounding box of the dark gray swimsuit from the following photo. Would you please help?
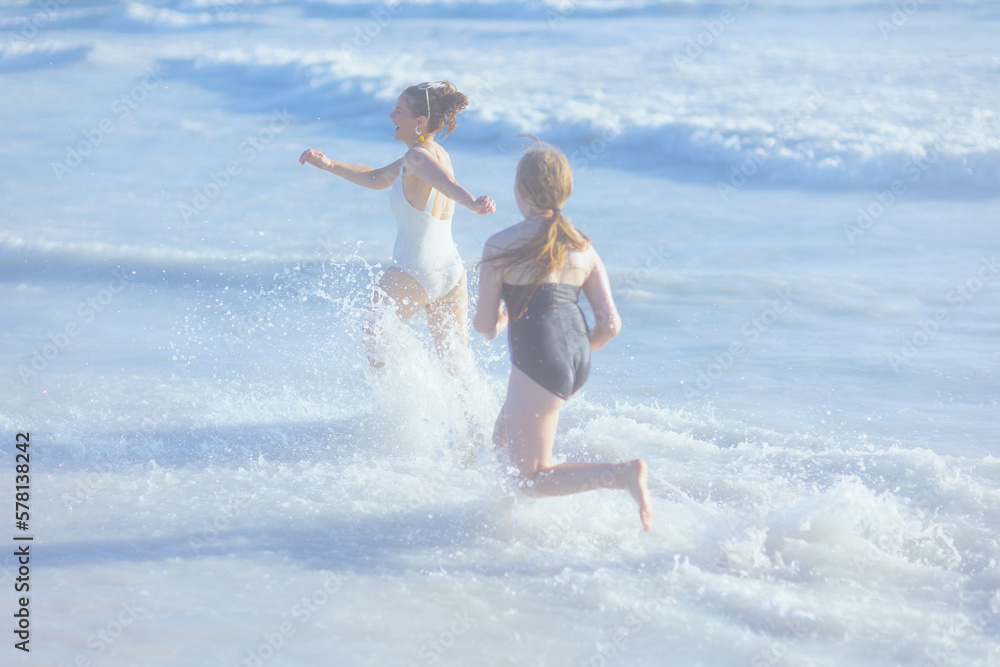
[501,283,591,400]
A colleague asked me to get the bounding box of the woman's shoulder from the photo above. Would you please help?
[404,143,451,169]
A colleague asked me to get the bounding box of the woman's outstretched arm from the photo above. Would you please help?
[581,248,622,351]
[299,149,403,191]
[404,147,496,215]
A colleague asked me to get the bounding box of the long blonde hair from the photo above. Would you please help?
[486,137,590,318]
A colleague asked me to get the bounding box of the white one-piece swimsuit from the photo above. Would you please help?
[389,150,464,302]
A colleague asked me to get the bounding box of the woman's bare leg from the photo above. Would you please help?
[425,271,469,369]
[496,366,654,531]
[364,267,428,367]
[427,272,493,443]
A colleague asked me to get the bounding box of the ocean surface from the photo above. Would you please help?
[2,0,999,665]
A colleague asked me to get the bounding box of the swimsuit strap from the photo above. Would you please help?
[410,146,439,214]
[423,187,438,215]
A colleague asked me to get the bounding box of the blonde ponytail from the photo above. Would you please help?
[484,140,590,319]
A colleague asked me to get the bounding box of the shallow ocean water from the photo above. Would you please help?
[2,1,999,665]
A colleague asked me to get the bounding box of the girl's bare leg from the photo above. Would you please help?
[496,366,654,531]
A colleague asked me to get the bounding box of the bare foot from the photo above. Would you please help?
[626,459,654,531]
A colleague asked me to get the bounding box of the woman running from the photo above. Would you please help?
[473,138,654,531]
[299,81,495,367]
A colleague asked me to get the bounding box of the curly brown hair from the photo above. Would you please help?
[401,81,469,137]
